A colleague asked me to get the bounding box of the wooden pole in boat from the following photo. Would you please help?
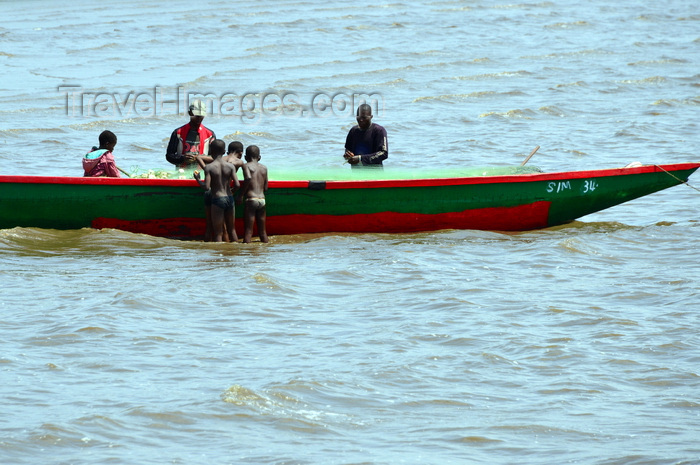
[116,166,131,178]
[520,146,540,166]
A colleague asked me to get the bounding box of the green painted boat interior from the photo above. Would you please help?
[135,165,544,181]
[267,165,544,180]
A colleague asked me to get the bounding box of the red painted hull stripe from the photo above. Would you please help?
[91,201,551,237]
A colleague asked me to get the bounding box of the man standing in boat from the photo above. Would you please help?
[343,103,388,168]
[165,100,216,169]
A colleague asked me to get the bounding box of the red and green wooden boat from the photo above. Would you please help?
[0,163,697,239]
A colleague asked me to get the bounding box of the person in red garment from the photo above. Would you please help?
[165,100,216,169]
[343,103,388,168]
[83,130,120,177]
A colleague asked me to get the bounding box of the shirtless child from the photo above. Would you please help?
[193,139,240,242]
[196,141,244,241]
[239,145,269,243]
[196,141,244,170]
[225,141,244,166]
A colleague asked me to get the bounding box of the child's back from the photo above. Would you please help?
[205,157,236,198]
[242,160,267,200]
[84,130,120,178]
[195,139,239,242]
[242,145,268,243]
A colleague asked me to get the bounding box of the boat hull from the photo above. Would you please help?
[1,163,697,238]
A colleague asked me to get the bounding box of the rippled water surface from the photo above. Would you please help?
[1,1,699,464]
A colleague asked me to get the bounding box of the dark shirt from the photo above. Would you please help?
[345,123,388,166]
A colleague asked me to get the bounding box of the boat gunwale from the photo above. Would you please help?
[0,163,698,190]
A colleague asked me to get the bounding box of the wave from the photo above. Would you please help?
[452,70,532,81]
[351,46,386,56]
[479,108,538,119]
[538,106,568,117]
[618,76,668,85]
[66,43,120,54]
[66,118,145,130]
[245,131,279,140]
[373,78,407,87]
[544,21,592,29]
[651,97,700,107]
[220,383,356,430]
[245,43,283,53]
[174,75,212,88]
[521,49,614,60]
[434,6,474,12]
[437,2,555,12]
[0,127,66,137]
[413,90,527,103]
[628,58,688,66]
[554,81,588,88]
[127,143,156,152]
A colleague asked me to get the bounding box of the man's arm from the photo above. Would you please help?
[344,129,357,163]
[359,126,388,165]
[165,130,183,166]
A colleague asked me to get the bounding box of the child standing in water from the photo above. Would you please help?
[195,140,244,241]
[239,145,269,243]
[193,139,239,242]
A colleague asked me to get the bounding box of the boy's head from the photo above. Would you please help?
[227,141,244,158]
[99,130,117,150]
[210,139,226,158]
[245,145,260,162]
